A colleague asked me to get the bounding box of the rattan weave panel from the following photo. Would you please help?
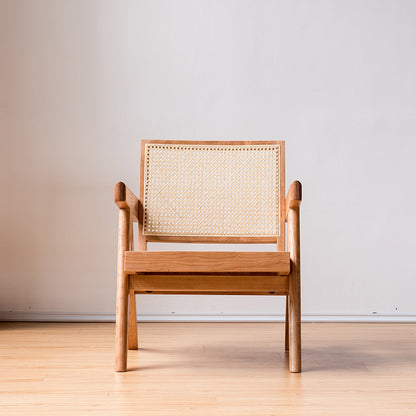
[143,143,280,237]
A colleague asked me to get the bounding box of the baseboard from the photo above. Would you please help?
[1,312,415,322]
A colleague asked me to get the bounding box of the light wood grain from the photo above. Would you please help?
[114,181,140,251]
[115,208,130,371]
[128,289,138,350]
[138,141,147,251]
[114,182,139,220]
[129,274,288,294]
[285,296,289,351]
[124,251,290,274]
[141,139,284,145]
[285,180,302,219]
[277,140,286,251]
[287,188,302,372]
[1,322,416,416]
[145,235,278,244]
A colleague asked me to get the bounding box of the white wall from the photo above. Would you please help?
[1,0,415,322]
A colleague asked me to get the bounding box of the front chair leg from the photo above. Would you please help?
[115,273,129,371]
[287,205,301,373]
[115,208,130,372]
[128,289,138,350]
[288,278,301,372]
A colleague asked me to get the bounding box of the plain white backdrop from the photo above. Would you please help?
[1,0,415,321]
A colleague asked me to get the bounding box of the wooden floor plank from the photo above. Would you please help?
[0,322,415,415]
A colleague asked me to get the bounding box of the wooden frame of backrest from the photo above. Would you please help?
[138,140,286,251]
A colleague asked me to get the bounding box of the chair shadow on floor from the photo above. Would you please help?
[301,342,416,372]
[127,342,416,373]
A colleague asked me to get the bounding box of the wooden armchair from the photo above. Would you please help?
[114,140,302,372]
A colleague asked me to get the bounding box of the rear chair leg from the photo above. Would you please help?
[285,296,289,351]
[128,289,138,350]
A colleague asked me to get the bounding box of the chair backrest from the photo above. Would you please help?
[139,140,285,249]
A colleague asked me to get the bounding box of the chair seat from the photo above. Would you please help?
[124,251,290,274]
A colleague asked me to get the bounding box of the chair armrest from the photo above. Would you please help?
[285,181,302,220]
[114,182,140,221]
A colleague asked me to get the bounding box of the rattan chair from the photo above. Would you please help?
[114,140,302,372]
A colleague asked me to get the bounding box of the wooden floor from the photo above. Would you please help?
[1,322,415,415]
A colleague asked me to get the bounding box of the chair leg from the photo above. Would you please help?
[285,296,289,351]
[288,286,301,372]
[128,289,138,350]
[287,206,301,373]
[115,209,130,372]
[115,274,129,371]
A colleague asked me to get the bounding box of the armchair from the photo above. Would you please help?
[114,140,302,372]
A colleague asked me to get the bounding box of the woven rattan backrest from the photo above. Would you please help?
[139,140,285,246]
